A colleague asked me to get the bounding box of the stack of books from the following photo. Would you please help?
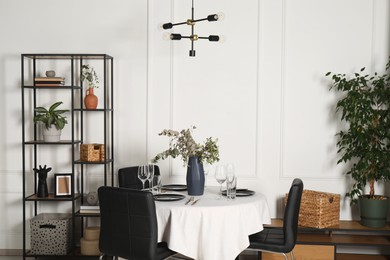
[79,204,100,214]
[34,77,65,86]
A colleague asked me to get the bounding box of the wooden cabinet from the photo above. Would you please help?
[21,54,114,259]
[263,219,390,260]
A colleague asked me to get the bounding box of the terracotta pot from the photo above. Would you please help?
[84,88,98,109]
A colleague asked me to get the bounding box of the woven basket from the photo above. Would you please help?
[286,189,340,229]
[80,144,105,162]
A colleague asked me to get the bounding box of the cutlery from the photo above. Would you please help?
[191,199,200,205]
[185,196,194,205]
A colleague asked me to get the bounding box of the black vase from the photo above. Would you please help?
[37,180,48,197]
[186,156,205,196]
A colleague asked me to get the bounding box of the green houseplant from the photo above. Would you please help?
[81,64,99,109]
[326,59,390,227]
[152,126,220,196]
[33,101,69,142]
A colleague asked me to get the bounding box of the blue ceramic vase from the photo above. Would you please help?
[186,156,205,196]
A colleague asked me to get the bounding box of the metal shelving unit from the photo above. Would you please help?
[21,54,114,259]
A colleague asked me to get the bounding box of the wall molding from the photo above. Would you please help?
[278,1,376,180]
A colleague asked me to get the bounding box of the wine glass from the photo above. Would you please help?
[215,165,227,199]
[226,163,235,182]
[137,165,149,190]
[203,162,210,189]
[146,164,155,191]
[152,175,162,194]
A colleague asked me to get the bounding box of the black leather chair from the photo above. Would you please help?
[118,165,160,190]
[98,186,176,260]
[247,178,304,260]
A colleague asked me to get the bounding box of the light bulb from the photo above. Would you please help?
[162,32,172,41]
[157,23,165,31]
[217,12,225,21]
[218,35,226,43]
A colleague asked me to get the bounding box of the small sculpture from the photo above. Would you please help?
[86,192,99,206]
[33,165,52,197]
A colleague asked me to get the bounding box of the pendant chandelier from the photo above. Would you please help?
[162,0,222,57]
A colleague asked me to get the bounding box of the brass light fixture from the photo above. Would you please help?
[162,0,222,57]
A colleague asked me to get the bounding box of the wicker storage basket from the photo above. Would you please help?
[286,189,340,228]
[80,144,104,162]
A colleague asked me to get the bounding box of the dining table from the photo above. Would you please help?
[155,186,271,260]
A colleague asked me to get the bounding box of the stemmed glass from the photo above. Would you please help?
[203,162,210,190]
[137,165,150,190]
[215,165,227,199]
[146,164,155,191]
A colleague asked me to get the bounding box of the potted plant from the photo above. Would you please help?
[81,64,99,109]
[326,60,390,227]
[33,101,69,142]
[152,126,220,195]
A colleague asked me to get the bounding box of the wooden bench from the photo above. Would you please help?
[262,219,390,260]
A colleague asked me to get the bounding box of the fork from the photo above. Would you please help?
[185,196,194,205]
[191,198,200,205]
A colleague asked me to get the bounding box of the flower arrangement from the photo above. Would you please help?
[152,126,220,166]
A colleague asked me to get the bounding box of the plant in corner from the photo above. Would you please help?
[152,126,220,195]
[81,64,99,109]
[33,101,69,142]
[326,59,390,227]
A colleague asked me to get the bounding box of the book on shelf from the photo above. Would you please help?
[79,203,100,213]
[34,77,65,81]
[34,83,65,87]
[79,209,100,214]
[34,77,65,86]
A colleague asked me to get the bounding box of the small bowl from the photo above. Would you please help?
[45,70,56,77]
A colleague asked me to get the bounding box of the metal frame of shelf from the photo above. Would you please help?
[21,53,114,259]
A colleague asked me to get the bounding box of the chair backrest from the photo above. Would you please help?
[283,178,304,252]
[98,186,158,260]
[118,165,160,189]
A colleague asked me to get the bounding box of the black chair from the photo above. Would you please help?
[98,186,176,260]
[118,165,160,190]
[247,178,304,260]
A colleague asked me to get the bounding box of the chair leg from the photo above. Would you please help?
[290,251,295,260]
[257,251,262,260]
[282,253,288,260]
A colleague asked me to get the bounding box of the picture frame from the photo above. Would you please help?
[54,173,72,197]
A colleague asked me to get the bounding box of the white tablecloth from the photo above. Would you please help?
[156,187,271,260]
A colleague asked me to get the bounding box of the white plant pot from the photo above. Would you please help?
[43,126,61,142]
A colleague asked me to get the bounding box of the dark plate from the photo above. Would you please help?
[161,184,187,191]
[222,189,255,197]
[154,194,186,202]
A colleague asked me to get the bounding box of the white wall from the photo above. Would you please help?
[0,0,389,249]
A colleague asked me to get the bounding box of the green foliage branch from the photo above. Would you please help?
[152,126,220,166]
[81,64,99,89]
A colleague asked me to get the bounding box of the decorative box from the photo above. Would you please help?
[286,189,340,228]
[30,213,72,255]
[80,144,105,162]
[80,226,100,255]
